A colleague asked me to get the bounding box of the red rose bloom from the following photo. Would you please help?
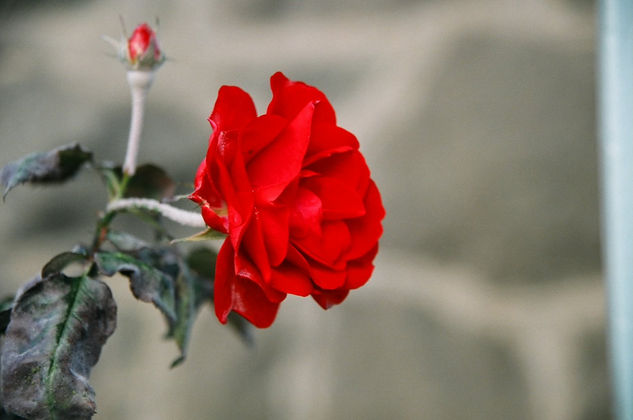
[190,72,385,327]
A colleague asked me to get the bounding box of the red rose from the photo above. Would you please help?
[127,23,164,69]
[190,72,385,327]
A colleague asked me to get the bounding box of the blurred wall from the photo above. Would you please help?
[0,1,603,419]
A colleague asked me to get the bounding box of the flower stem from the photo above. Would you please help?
[107,198,206,227]
[122,70,155,176]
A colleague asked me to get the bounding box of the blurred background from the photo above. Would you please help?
[0,0,602,419]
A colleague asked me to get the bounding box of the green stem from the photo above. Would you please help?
[90,172,131,254]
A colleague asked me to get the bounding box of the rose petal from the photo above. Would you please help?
[191,157,221,207]
[312,288,349,310]
[292,221,351,267]
[270,264,313,296]
[193,132,226,211]
[214,241,234,323]
[213,156,253,248]
[285,244,310,270]
[234,250,286,303]
[289,187,323,239]
[227,141,255,236]
[309,262,347,290]
[241,114,288,163]
[248,102,315,202]
[210,86,257,132]
[241,213,272,281]
[200,206,228,233]
[346,244,379,289]
[268,72,336,125]
[203,127,254,248]
[304,124,359,166]
[216,130,239,162]
[302,175,365,220]
[345,180,385,260]
[190,152,230,233]
[258,205,290,267]
[214,240,282,328]
[307,150,370,198]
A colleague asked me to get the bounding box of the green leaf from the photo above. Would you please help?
[167,263,211,368]
[0,273,116,419]
[168,248,220,366]
[95,245,212,367]
[97,163,175,201]
[94,251,176,323]
[0,296,14,336]
[125,164,176,200]
[133,246,180,281]
[0,406,27,419]
[106,230,150,252]
[41,251,90,278]
[0,143,92,199]
[125,246,210,367]
[185,247,217,281]
[96,162,123,200]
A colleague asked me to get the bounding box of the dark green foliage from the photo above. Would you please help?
[97,163,175,201]
[168,261,212,367]
[0,296,14,335]
[0,143,92,199]
[106,230,150,252]
[0,143,250,417]
[41,251,90,278]
[0,273,116,419]
[95,243,218,367]
[94,251,177,324]
[124,164,176,200]
[0,406,27,419]
[185,247,217,281]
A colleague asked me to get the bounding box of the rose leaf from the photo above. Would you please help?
[167,262,212,367]
[0,406,27,419]
[105,230,151,252]
[0,143,92,199]
[125,164,176,200]
[132,246,213,367]
[41,251,90,279]
[0,295,14,335]
[185,247,217,281]
[94,251,177,324]
[0,273,116,419]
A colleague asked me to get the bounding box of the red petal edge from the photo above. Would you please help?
[215,240,282,328]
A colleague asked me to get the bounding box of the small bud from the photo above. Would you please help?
[103,19,165,175]
[104,21,165,71]
[126,23,164,70]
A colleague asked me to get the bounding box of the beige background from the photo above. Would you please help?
[0,1,603,419]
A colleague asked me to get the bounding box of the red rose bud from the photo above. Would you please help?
[190,72,385,328]
[126,23,164,70]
